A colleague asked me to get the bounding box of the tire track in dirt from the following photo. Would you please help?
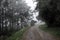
[22,25,59,40]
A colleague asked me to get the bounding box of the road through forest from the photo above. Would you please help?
[22,24,59,40]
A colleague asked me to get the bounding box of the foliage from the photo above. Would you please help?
[36,0,60,27]
[6,27,27,40]
[31,20,37,26]
[39,24,60,37]
[0,0,30,37]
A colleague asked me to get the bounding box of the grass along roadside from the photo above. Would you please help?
[39,24,60,37]
[6,27,29,40]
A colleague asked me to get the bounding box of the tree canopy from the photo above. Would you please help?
[36,0,60,27]
[0,0,31,36]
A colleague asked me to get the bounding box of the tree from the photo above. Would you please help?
[0,0,31,36]
[31,20,37,26]
[36,0,60,27]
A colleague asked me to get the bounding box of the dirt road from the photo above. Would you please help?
[22,25,58,40]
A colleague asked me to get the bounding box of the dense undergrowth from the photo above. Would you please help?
[6,27,28,40]
[39,24,60,37]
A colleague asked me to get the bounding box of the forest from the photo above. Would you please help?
[36,0,60,27]
[0,0,33,39]
[0,0,60,40]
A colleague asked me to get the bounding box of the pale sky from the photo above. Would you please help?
[24,0,39,21]
[25,0,37,10]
